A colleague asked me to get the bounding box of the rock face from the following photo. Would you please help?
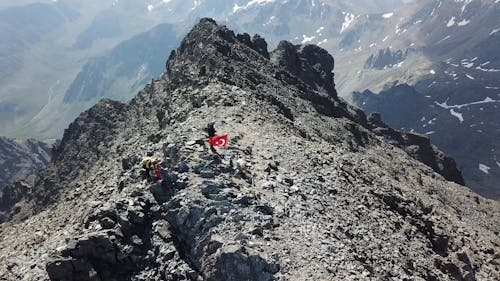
[366,112,464,185]
[0,19,499,281]
[0,137,52,222]
[271,41,337,97]
[0,137,52,189]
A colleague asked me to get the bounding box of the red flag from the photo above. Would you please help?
[209,135,228,147]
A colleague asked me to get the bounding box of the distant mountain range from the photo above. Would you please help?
[341,0,500,198]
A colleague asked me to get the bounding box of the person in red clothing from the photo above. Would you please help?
[141,156,163,183]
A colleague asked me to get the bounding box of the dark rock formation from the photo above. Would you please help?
[271,41,337,97]
[0,181,31,223]
[1,18,499,281]
[367,112,465,185]
[0,137,52,223]
[0,137,52,189]
[352,84,428,129]
[364,48,407,69]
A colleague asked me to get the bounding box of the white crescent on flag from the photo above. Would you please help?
[215,138,226,146]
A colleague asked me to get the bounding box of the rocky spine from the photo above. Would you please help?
[0,19,498,281]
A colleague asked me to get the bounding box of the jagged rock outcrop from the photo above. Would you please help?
[0,137,52,189]
[271,41,337,97]
[0,137,52,223]
[0,181,31,224]
[0,18,499,281]
[367,112,464,185]
[364,48,407,70]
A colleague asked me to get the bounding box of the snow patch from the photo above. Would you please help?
[382,12,394,19]
[437,35,451,44]
[447,17,456,27]
[459,0,473,14]
[147,4,154,12]
[465,74,475,80]
[317,39,328,46]
[490,28,500,35]
[340,13,357,33]
[450,109,464,123]
[191,0,201,10]
[316,27,324,33]
[462,62,473,68]
[263,16,277,26]
[479,163,490,174]
[457,19,470,26]
[435,97,499,109]
[233,0,275,13]
[476,66,500,72]
[429,69,436,74]
[301,35,315,44]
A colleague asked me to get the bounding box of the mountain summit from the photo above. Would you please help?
[0,18,499,281]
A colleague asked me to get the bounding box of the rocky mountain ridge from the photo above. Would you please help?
[2,0,498,199]
[0,18,499,281]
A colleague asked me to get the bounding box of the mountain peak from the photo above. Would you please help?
[166,18,337,98]
[271,40,337,97]
[166,18,271,87]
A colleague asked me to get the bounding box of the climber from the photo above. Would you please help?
[206,122,216,138]
[206,123,229,154]
[141,156,163,184]
[205,122,218,153]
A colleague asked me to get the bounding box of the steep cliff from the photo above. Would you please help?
[0,137,52,223]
